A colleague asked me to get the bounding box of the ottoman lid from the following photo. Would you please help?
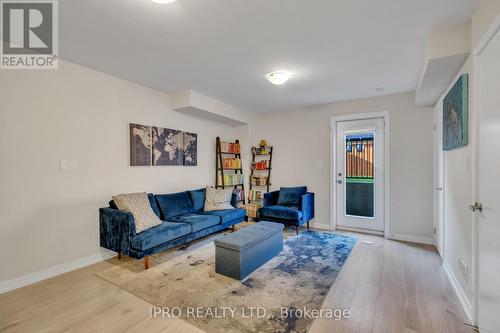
[214,221,284,251]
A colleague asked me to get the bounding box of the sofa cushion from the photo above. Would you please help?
[156,191,194,220]
[168,213,220,232]
[188,188,206,212]
[204,208,246,224]
[277,186,307,206]
[110,193,161,219]
[259,205,303,221]
[130,221,191,251]
[204,187,234,211]
[112,192,162,233]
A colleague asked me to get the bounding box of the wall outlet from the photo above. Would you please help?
[59,160,79,172]
[458,257,468,282]
[315,161,323,168]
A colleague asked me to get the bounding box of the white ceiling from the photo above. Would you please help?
[60,0,478,112]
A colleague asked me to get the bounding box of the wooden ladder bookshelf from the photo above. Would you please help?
[249,145,273,205]
[215,137,245,206]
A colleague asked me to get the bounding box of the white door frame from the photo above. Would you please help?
[470,13,500,327]
[330,111,391,237]
[434,104,445,259]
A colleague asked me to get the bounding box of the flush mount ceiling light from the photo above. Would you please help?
[265,71,293,85]
[152,0,177,4]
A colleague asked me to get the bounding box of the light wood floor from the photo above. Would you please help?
[0,231,474,333]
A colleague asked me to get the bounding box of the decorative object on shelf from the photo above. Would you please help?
[152,127,184,166]
[128,123,197,167]
[215,137,245,205]
[129,123,152,166]
[183,132,198,166]
[443,73,468,151]
[249,142,274,220]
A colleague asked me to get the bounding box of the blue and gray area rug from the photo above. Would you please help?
[98,229,356,333]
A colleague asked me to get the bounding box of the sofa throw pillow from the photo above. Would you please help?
[112,192,162,233]
[204,187,234,212]
[277,186,307,206]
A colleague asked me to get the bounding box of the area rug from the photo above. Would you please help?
[97,230,356,333]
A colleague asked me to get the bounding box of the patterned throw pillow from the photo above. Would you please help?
[204,187,234,212]
[112,192,162,233]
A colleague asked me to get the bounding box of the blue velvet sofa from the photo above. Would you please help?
[100,189,246,269]
[258,186,314,235]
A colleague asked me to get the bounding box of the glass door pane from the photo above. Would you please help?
[344,132,374,218]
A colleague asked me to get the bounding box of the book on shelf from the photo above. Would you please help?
[222,157,242,169]
[218,173,244,186]
[220,141,240,154]
[248,190,263,202]
[234,188,245,202]
[252,146,271,155]
[250,175,269,186]
[251,160,269,170]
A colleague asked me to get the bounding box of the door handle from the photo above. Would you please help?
[470,202,483,213]
[436,187,443,191]
[337,180,343,184]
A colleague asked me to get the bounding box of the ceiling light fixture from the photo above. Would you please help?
[265,71,293,86]
[152,0,177,4]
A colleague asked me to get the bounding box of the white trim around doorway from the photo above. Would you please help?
[330,111,391,237]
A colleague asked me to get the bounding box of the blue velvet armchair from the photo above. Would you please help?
[258,186,314,235]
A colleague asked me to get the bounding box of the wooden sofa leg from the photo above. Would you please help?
[145,256,150,270]
[117,252,121,260]
[231,225,235,232]
[296,226,299,236]
[307,221,310,230]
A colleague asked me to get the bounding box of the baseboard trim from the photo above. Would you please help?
[443,260,473,323]
[387,233,434,245]
[311,223,332,231]
[336,226,384,236]
[0,249,116,294]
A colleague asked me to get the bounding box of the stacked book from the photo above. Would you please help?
[248,190,263,202]
[220,141,240,154]
[251,146,271,155]
[234,189,245,202]
[251,175,269,186]
[251,160,269,170]
[223,157,242,169]
[218,174,244,186]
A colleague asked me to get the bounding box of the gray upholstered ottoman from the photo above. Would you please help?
[214,221,284,280]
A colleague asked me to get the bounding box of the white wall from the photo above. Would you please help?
[435,59,475,307]
[254,92,435,240]
[0,60,248,283]
[433,1,500,321]
[471,0,500,48]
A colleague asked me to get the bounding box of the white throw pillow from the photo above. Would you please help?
[204,187,235,211]
[112,192,162,233]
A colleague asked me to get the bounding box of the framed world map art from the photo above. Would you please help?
[443,74,468,151]
[183,132,198,166]
[152,127,184,166]
[129,124,152,166]
[129,123,197,167]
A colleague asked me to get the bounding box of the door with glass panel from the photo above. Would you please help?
[336,118,384,232]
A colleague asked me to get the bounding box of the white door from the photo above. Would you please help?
[336,118,385,232]
[476,23,500,333]
[434,105,445,258]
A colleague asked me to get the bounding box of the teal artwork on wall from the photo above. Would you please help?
[443,74,468,151]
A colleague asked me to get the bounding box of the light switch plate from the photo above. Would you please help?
[59,160,79,171]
